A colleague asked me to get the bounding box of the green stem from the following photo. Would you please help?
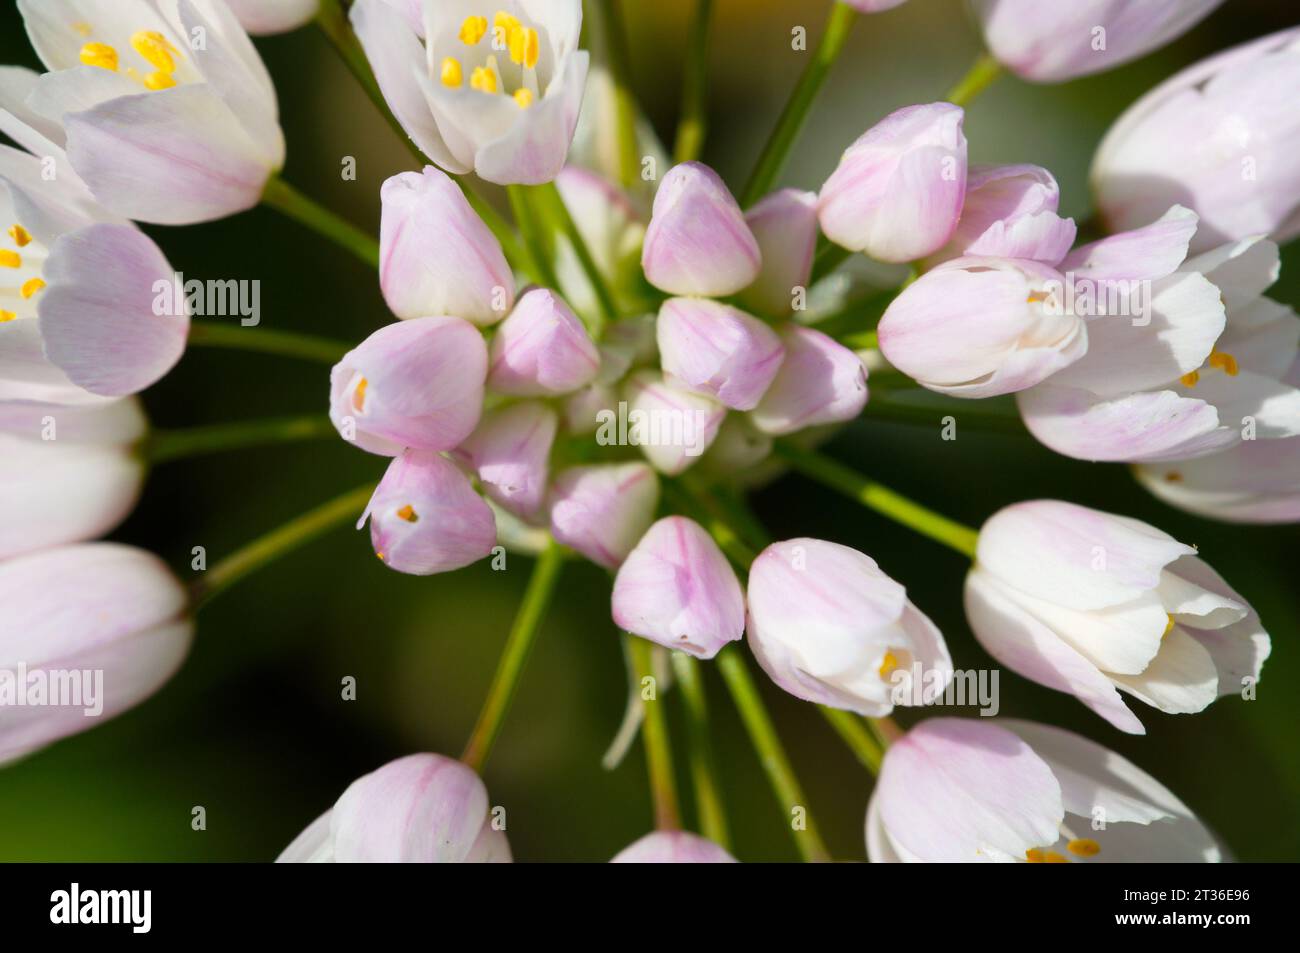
[716,648,830,862]
[819,707,883,773]
[671,651,730,848]
[773,441,979,557]
[673,0,714,163]
[146,415,336,464]
[809,241,852,285]
[945,52,1002,107]
[597,0,642,189]
[261,175,379,269]
[191,483,375,610]
[739,2,857,207]
[461,540,566,771]
[507,185,563,293]
[187,320,349,364]
[534,181,618,333]
[629,636,681,830]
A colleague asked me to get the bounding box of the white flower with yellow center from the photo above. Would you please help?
[351,0,589,185]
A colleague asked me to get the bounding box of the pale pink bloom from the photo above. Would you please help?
[611,516,745,659]
[278,753,511,863]
[547,462,659,570]
[0,543,193,765]
[925,164,1076,267]
[747,538,951,716]
[867,718,1223,862]
[225,0,320,35]
[965,500,1270,734]
[379,167,514,325]
[9,0,286,223]
[621,371,726,475]
[329,317,488,456]
[1020,208,1300,462]
[700,415,773,474]
[656,298,784,411]
[611,831,737,863]
[454,401,557,522]
[0,394,146,560]
[360,449,497,575]
[487,289,600,396]
[818,103,966,263]
[738,189,819,317]
[878,257,1086,398]
[971,0,1225,83]
[350,0,588,185]
[641,162,760,297]
[1094,26,1300,250]
[750,326,868,435]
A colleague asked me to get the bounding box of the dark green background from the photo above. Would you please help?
[1,0,1296,861]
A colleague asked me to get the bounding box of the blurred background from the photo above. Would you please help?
[1,0,1297,862]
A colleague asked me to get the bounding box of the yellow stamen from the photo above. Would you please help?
[21,277,46,299]
[396,505,419,523]
[353,377,368,412]
[376,551,386,561]
[1164,471,1183,483]
[1208,349,1239,376]
[80,42,119,71]
[1180,370,1200,388]
[508,25,526,65]
[470,65,499,94]
[131,30,177,72]
[1026,289,1051,304]
[440,57,463,88]
[524,28,539,69]
[1043,851,1069,863]
[9,224,33,247]
[1025,848,1045,863]
[0,310,15,323]
[1067,838,1101,857]
[458,15,488,45]
[143,70,176,90]
[494,11,521,35]
[1163,614,1175,640]
[512,87,534,108]
[0,249,21,268]
[878,650,898,679]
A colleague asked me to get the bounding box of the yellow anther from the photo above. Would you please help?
[21,277,46,299]
[0,310,15,323]
[1164,471,1183,483]
[0,249,21,268]
[9,224,33,247]
[470,65,499,94]
[512,87,534,108]
[1163,614,1175,640]
[376,550,386,561]
[1180,370,1200,388]
[494,11,521,34]
[878,650,898,678]
[1208,349,1239,376]
[1043,851,1069,863]
[459,15,489,45]
[79,42,119,71]
[1025,848,1045,863]
[1026,289,1051,304]
[143,71,176,90]
[131,30,177,72]
[440,57,464,88]
[396,504,419,523]
[353,377,368,412]
[524,28,539,69]
[1067,838,1101,857]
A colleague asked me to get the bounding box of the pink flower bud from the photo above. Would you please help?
[548,463,659,570]
[361,450,497,575]
[926,164,1077,267]
[818,103,967,263]
[278,754,510,863]
[611,516,745,659]
[738,189,819,316]
[454,402,558,523]
[0,543,192,765]
[611,831,738,863]
[746,538,951,716]
[380,167,514,325]
[487,289,601,396]
[750,326,868,435]
[329,317,488,456]
[656,298,784,410]
[878,257,1086,397]
[641,162,761,296]
[840,0,910,11]
[621,371,726,475]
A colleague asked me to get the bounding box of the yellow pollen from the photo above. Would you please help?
[512,87,534,108]
[376,550,386,561]
[396,504,419,523]
[458,15,489,45]
[0,310,15,323]
[143,71,176,90]
[79,41,119,71]
[1180,370,1200,388]
[524,27,539,69]
[20,277,46,299]
[878,650,898,678]
[8,224,33,247]
[1208,349,1239,376]
[1043,851,1068,863]
[494,11,521,36]
[0,249,21,268]
[1026,289,1051,304]
[1025,848,1045,863]
[441,57,463,88]
[1067,838,1101,857]
[470,65,499,94]
[353,377,368,412]
[131,30,177,72]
